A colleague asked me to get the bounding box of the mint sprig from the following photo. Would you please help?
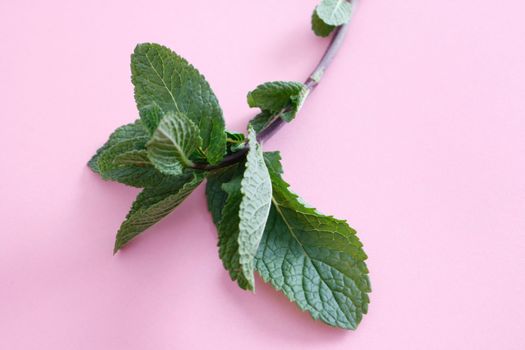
[89,0,368,330]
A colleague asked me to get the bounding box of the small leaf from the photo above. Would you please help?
[94,129,164,188]
[226,130,246,153]
[206,163,243,225]
[131,43,226,164]
[139,103,164,135]
[312,10,336,37]
[207,129,272,290]
[237,127,272,289]
[88,120,148,174]
[147,111,202,176]
[316,0,352,26]
[217,174,252,290]
[255,154,371,329]
[262,151,283,175]
[114,170,206,252]
[247,81,308,122]
[248,110,274,134]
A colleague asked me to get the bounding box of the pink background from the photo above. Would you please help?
[1,0,524,348]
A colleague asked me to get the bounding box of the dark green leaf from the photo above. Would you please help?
[139,103,163,135]
[312,10,336,37]
[247,81,308,122]
[217,175,252,290]
[206,164,244,225]
[114,170,206,252]
[131,43,226,164]
[255,155,370,329]
[93,124,165,188]
[88,120,148,174]
[248,110,274,134]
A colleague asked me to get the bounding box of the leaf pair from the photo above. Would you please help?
[207,150,370,329]
[312,0,353,37]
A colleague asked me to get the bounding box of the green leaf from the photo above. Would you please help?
[255,154,370,329]
[237,127,272,289]
[316,0,352,26]
[147,111,202,176]
[247,81,308,122]
[312,10,336,37]
[131,43,226,164]
[114,170,206,253]
[262,151,283,175]
[88,120,148,174]
[207,130,272,290]
[226,130,246,153]
[139,103,163,135]
[217,175,252,290]
[93,125,165,188]
[206,163,243,225]
[248,110,274,134]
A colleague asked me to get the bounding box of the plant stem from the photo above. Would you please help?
[192,22,350,171]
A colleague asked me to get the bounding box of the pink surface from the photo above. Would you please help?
[1,0,524,348]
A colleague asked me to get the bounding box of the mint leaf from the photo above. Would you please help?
[226,130,246,153]
[247,81,308,122]
[139,103,163,135]
[131,43,226,164]
[262,151,283,175]
[207,130,272,290]
[93,126,165,188]
[206,163,243,225]
[146,111,202,176]
[237,127,272,289]
[88,120,148,174]
[206,152,280,226]
[255,154,370,329]
[114,170,206,252]
[217,175,252,290]
[248,110,274,134]
[312,10,336,37]
[316,0,352,26]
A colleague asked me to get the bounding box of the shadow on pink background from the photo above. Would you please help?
[1,0,524,349]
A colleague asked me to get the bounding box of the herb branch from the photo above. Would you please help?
[89,0,370,330]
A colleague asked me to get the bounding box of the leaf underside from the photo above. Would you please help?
[316,0,352,26]
[206,152,370,329]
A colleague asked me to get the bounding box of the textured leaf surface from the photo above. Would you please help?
[316,0,352,26]
[312,10,336,37]
[147,111,201,176]
[247,81,308,122]
[248,110,274,134]
[206,164,243,225]
[217,175,252,290]
[93,125,165,188]
[206,153,281,227]
[226,130,246,153]
[255,154,370,329]
[114,171,205,252]
[131,43,226,163]
[139,103,163,135]
[88,120,148,174]
[237,128,272,289]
